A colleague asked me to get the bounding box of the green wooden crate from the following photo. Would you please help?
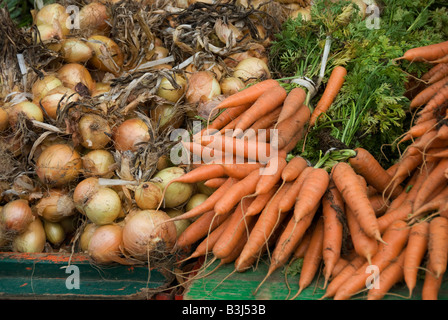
[184,257,448,300]
[0,252,175,299]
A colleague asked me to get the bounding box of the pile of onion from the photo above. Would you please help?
[78,113,112,149]
[39,86,80,119]
[73,177,122,226]
[113,118,151,152]
[87,35,124,75]
[8,101,44,126]
[35,144,82,187]
[122,209,177,260]
[82,149,116,178]
[31,75,63,103]
[57,63,96,95]
[134,182,163,210]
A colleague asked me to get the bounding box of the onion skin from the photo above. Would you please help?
[39,86,80,119]
[186,193,209,212]
[87,35,124,75]
[57,63,96,94]
[33,23,64,52]
[34,3,70,36]
[60,38,93,63]
[35,144,82,187]
[122,209,177,260]
[153,167,195,208]
[233,57,271,83]
[150,104,184,131]
[79,2,111,34]
[12,218,46,253]
[113,118,151,152]
[134,182,163,210]
[185,71,221,104]
[80,223,98,252]
[78,113,112,149]
[88,224,131,265]
[8,101,44,125]
[82,149,115,178]
[0,199,34,234]
[166,209,191,237]
[43,220,65,246]
[32,75,63,102]
[220,77,245,96]
[156,75,187,103]
[0,108,9,132]
[35,189,76,222]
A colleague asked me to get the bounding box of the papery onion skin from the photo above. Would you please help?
[88,224,129,265]
[156,75,187,103]
[39,86,80,119]
[80,222,98,252]
[82,149,115,178]
[134,182,163,210]
[0,108,9,132]
[34,3,70,36]
[153,167,194,208]
[35,189,76,222]
[57,63,96,94]
[150,104,184,131]
[220,77,245,96]
[185,71,221,104]
[0,199,34,234]
[12,218,46,253]
[87,35,124,75]
[60,38,93,63]
[43,220,65,246]
[185,193,209,212]
[78,113,112,149]
[32,75,63,102]
[233,57,271,83]
[8,101,44,125]
[79,2,111,34]
[113,118,151,152]
[35,144,82,187]
[166,209,191,237]
[122,209,177,260]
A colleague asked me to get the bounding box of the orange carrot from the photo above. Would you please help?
[398,41,448,62]
[348,147,402,199]
[215,79,280,110]
[280,124,307,154]
[206,102,252,131]
[233,85,287,137]
[328,258,349,279]
[274,104,311,150]
[422,63,448,82]
[204,177,228,189]
[346,205,378,265]
[334,220,410,300]
[213,169,261,216]
[255,156,287,195]
[221,162,263,179]
[408,187,448,221]
[291,218,325,299]
[367,251,406,300]
[181,141,232,165]
[175,209,233,248]
[398,118,438,144]
[309,66,347,127]
[169,178,236,222]
[276,87,307,124]
[430,54,448,64]
[422,267,443,300]
[278,166,313,213]
[282,156,309,183]
[246,107,282,136]
[212,197,255,259]
[331,162,383,242]
[404,221,429,296]
[387,152,424,198]
[369,194,390,217]
[410,76,448,109]
[418,84,448,116]
[322,180,345,286]
[245,186,277,217]
[425,63,448,84]
[428,216,448,278]
[320,255,366,299]
[235,183,293,271]
[292,230,312,260]
[294,168,330,223]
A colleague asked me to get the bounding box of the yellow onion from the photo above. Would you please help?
[60,215,78,234]
[233,57,271,83]
[149,46,169,61]
[0,108,9,132]
[8,101,44,125]
[185,71,221,104]
[220,76,245,96]
[43,220,65,246]
[88,224,131,265]
[32,75,63,102]
[156,74,187,103]
[0,199,34,234]
[80,222,98,252]
[33,23,64,52]
[36,143,82,186]
[196,181,216,196]
[166,209,190,237]
[87,35,124,75]
[134,182,163,210]
[113,118,151,152]
[79,2,111,34]
[34,3,70,36]
[73,177,122,226]
[35,189,76,222]
[156,155,172,171]
[12,218,46,253]
[39,86,80,119]
[153,167,194,208]
[185,193,209,212]
[122,209,177,260]
[60,38,93,63]
[82,149,116,178]
[57,63,96,94]
[91,82,111,97]
[78,113,111,149]
[185,63,223,81]
[150,104,184,131]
